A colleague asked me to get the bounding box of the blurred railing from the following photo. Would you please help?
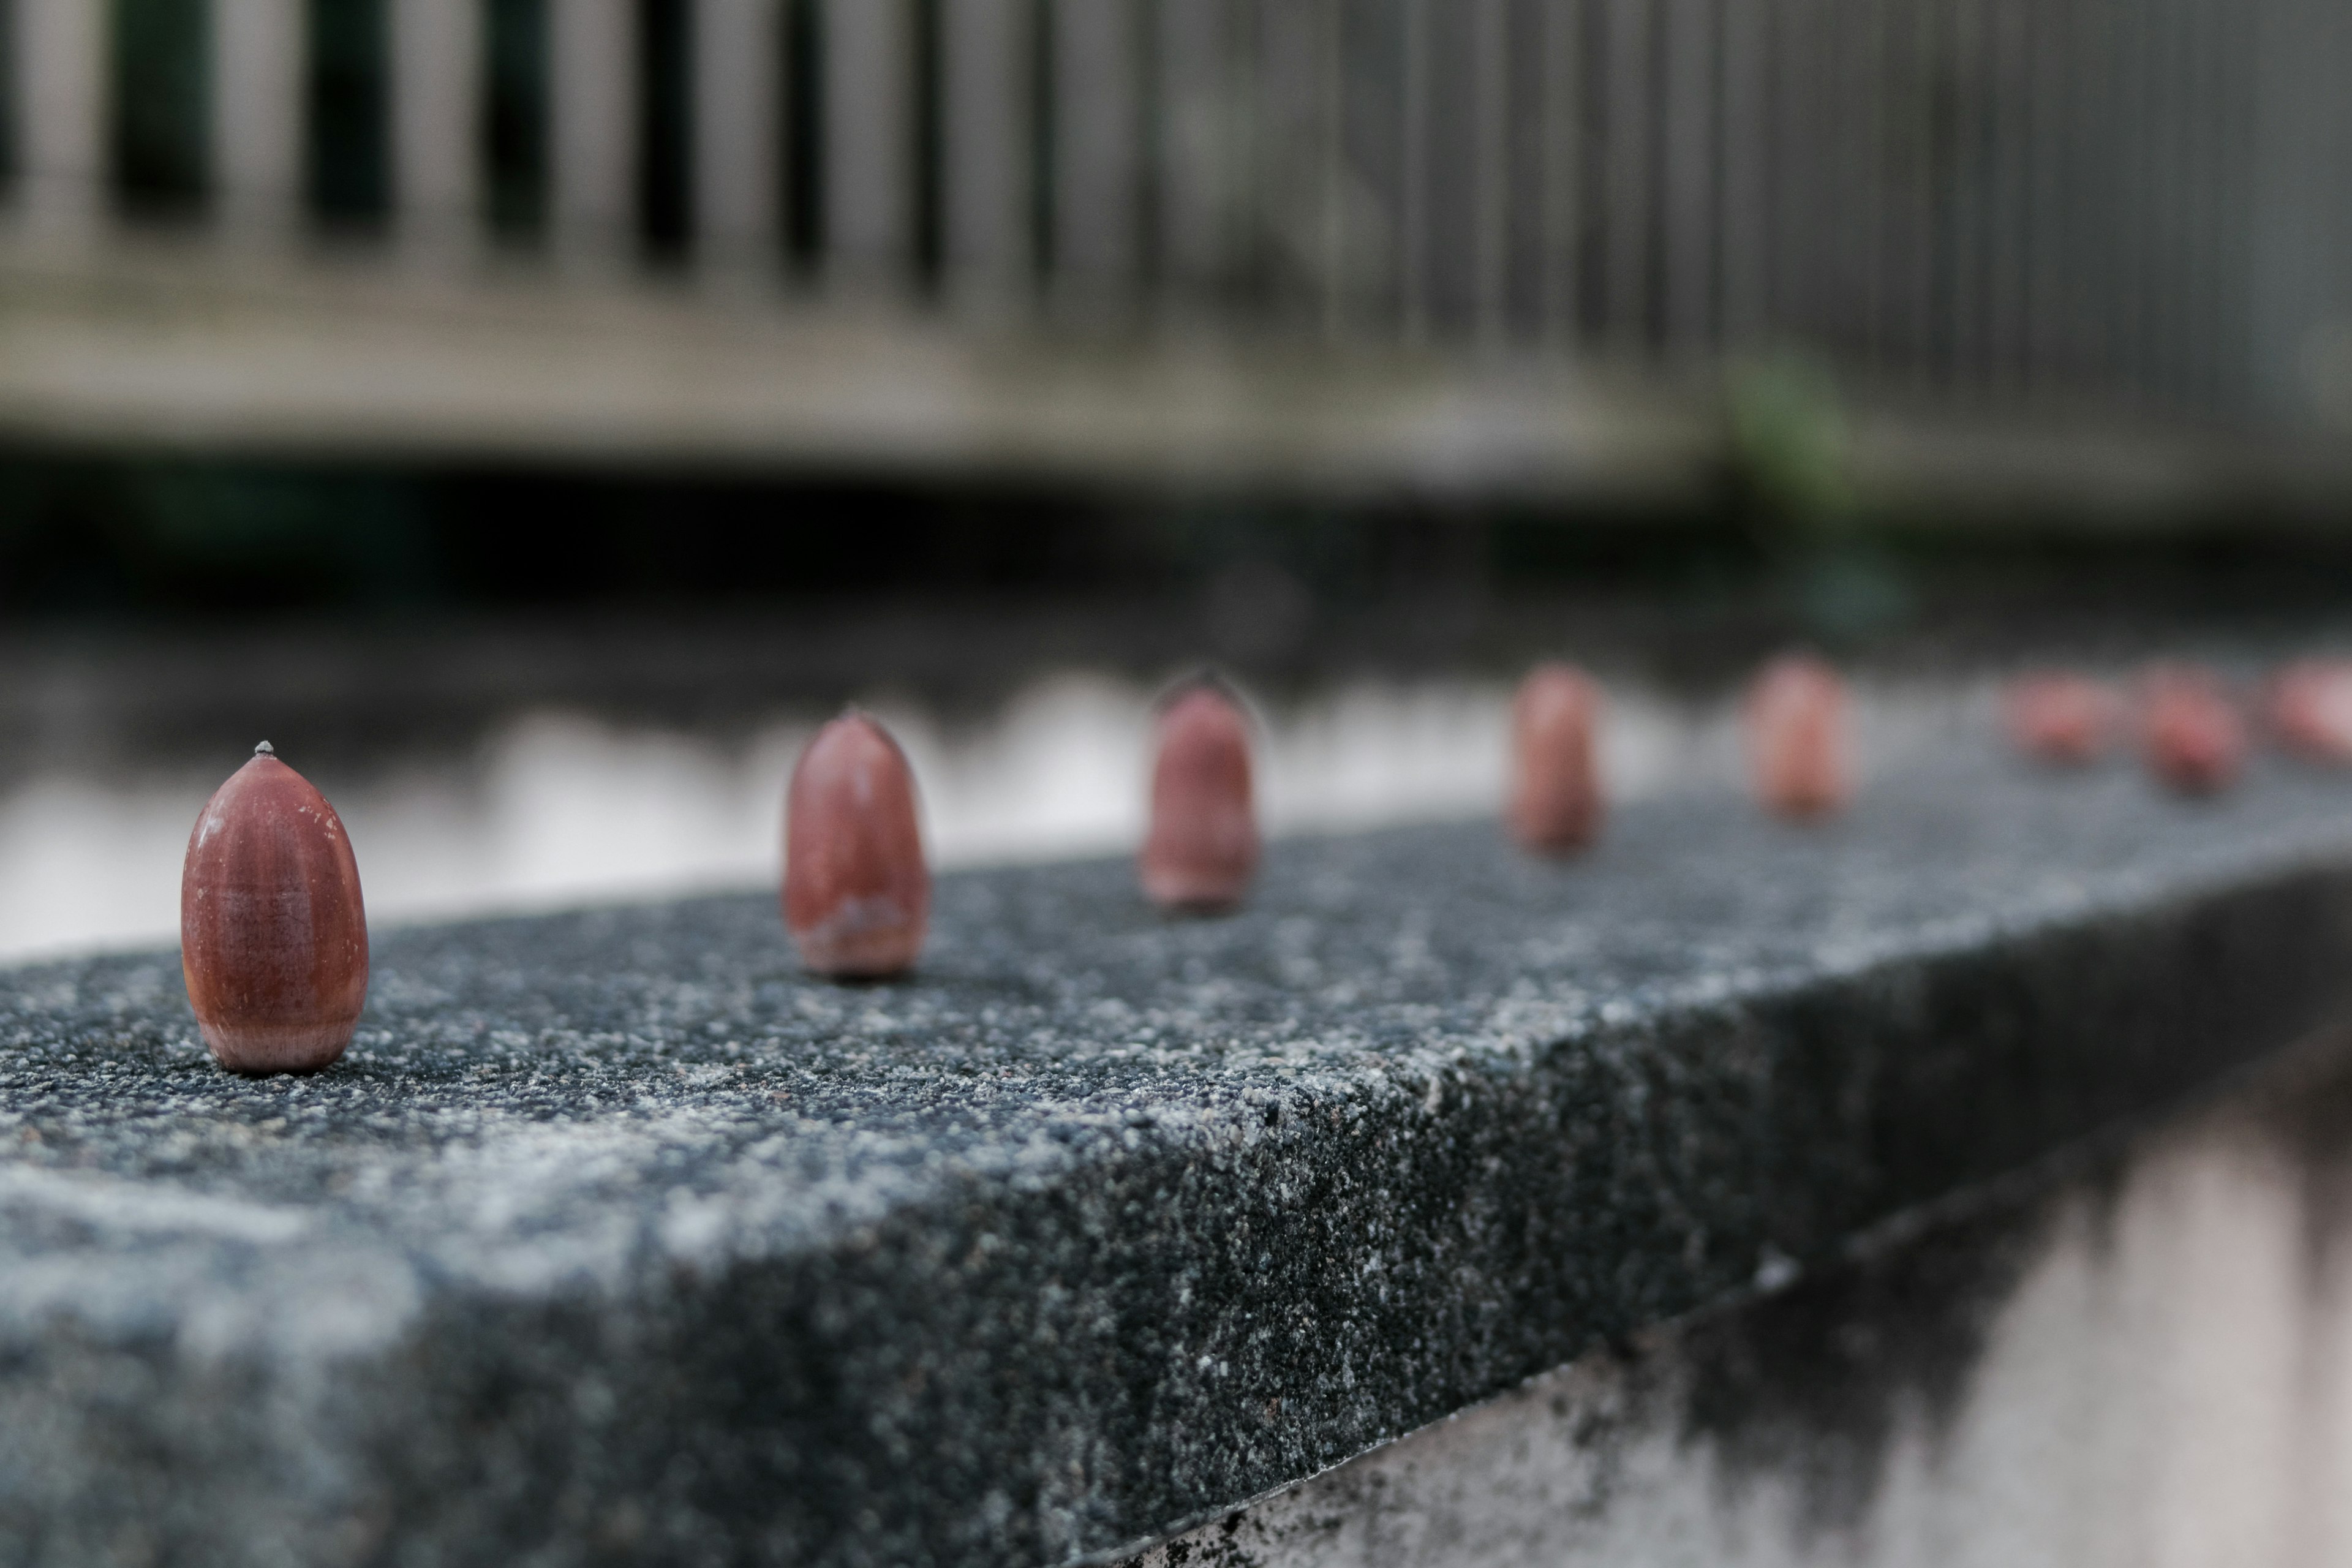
[0,0,2338,490]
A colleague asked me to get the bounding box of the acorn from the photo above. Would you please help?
[2004,671,2116,766]
[2141,665,2245,796]
[783,712,930,978]
[2265,658,2352,763]
[180,742,369,1074]
[1507,662,1605,854]
[1747,654,1852,820]
[1139,682,1260,913]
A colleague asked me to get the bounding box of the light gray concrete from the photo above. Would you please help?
[1123,1041,2352,1568]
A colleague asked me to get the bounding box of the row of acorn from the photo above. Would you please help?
[175,652,2352,1078]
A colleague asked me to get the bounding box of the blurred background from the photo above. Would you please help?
[0,0,2350,958]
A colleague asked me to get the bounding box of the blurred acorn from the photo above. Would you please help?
[1507,663,1605,855]
[783,712,930,978]
[2005,671,2117,766]
[1747,654,1852,820]
[2265,658,2352,763]
[1140,681,1260,913]
[180,742,369,1075]
[2141,665,2245,796]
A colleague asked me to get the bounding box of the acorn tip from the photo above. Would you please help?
[254,740,274,757]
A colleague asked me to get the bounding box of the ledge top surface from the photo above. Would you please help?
[2,752,2344,1325]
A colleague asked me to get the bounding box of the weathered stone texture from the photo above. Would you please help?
[4,755,2352,1566]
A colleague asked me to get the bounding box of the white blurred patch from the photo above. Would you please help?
[0,668,1995,965]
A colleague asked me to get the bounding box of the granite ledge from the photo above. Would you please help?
[4,753,2352,1566]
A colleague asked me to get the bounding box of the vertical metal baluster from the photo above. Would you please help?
[943,0,1027,306]
[1055,0,1138,310]
[552,0,638,266]
[1474,0,1509,347]
[2182,0,2214,409]
[1812,0,1847,356]
[1400,0,1428,343]
[2163,0,2182,404]
[1910,0,1938,386]
[1318,0,1346,341]
[2113,0,2141,398]
[1662,0,1713,356]
[1774,0,1812,344]
[2192,0,2226,407]
[2222,0,2255,413]
[1858,0,1887,371]
[391,0,481,263]
[1604,0,1648,349]
[1540,0,1581,351]
[2157,0,2190,406]
[2024,0,2064,393]
[1946,0,1978,391]
[694,0,783,282]
[1812,0,1845,358]
[1719,0,1766,353]
[2080,0,2110,392]
[2140,0,2169,404]
[1157,0,1231,311]
[1893,0,1915,379]
[1256,0,1320,324]
[214,0,304,247]
[1989,0,2022,394]
[2223,0,2267,417]
[2105,0,2133,394]
[1814,0,1844,354]
[1811,0,1841,353]
[1232,0,1262,318]
[15,0,107,238]
[825,0,914,291]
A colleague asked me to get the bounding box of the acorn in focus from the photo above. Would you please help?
[2141,665,2245,796]
[181,742,369,1075]
[1140,680,1260,913]
[783,711,930,978]
[1747,654,1852,821]
[1507,662,1605,855]
[2004,671,2116,766]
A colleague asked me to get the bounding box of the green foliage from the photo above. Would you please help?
[1727,352,1855,538]
[1727,353,1915,646]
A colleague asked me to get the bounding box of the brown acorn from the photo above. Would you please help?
[2141,665,2245,796]
[181,742,369,1074]
[1747,654,1852,820]
[2004,671,2117,766]
[1507,662,1605,855]
[783,712,930,978]
[1139,682,1260,913]
[2266,658,2352,764]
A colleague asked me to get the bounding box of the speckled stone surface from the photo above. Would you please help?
[6,753,2352,1567]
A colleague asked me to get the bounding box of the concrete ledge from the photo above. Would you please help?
[0,240,2343,524]
[4,754,2352,1565]
[1125,1025,2352,1567]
